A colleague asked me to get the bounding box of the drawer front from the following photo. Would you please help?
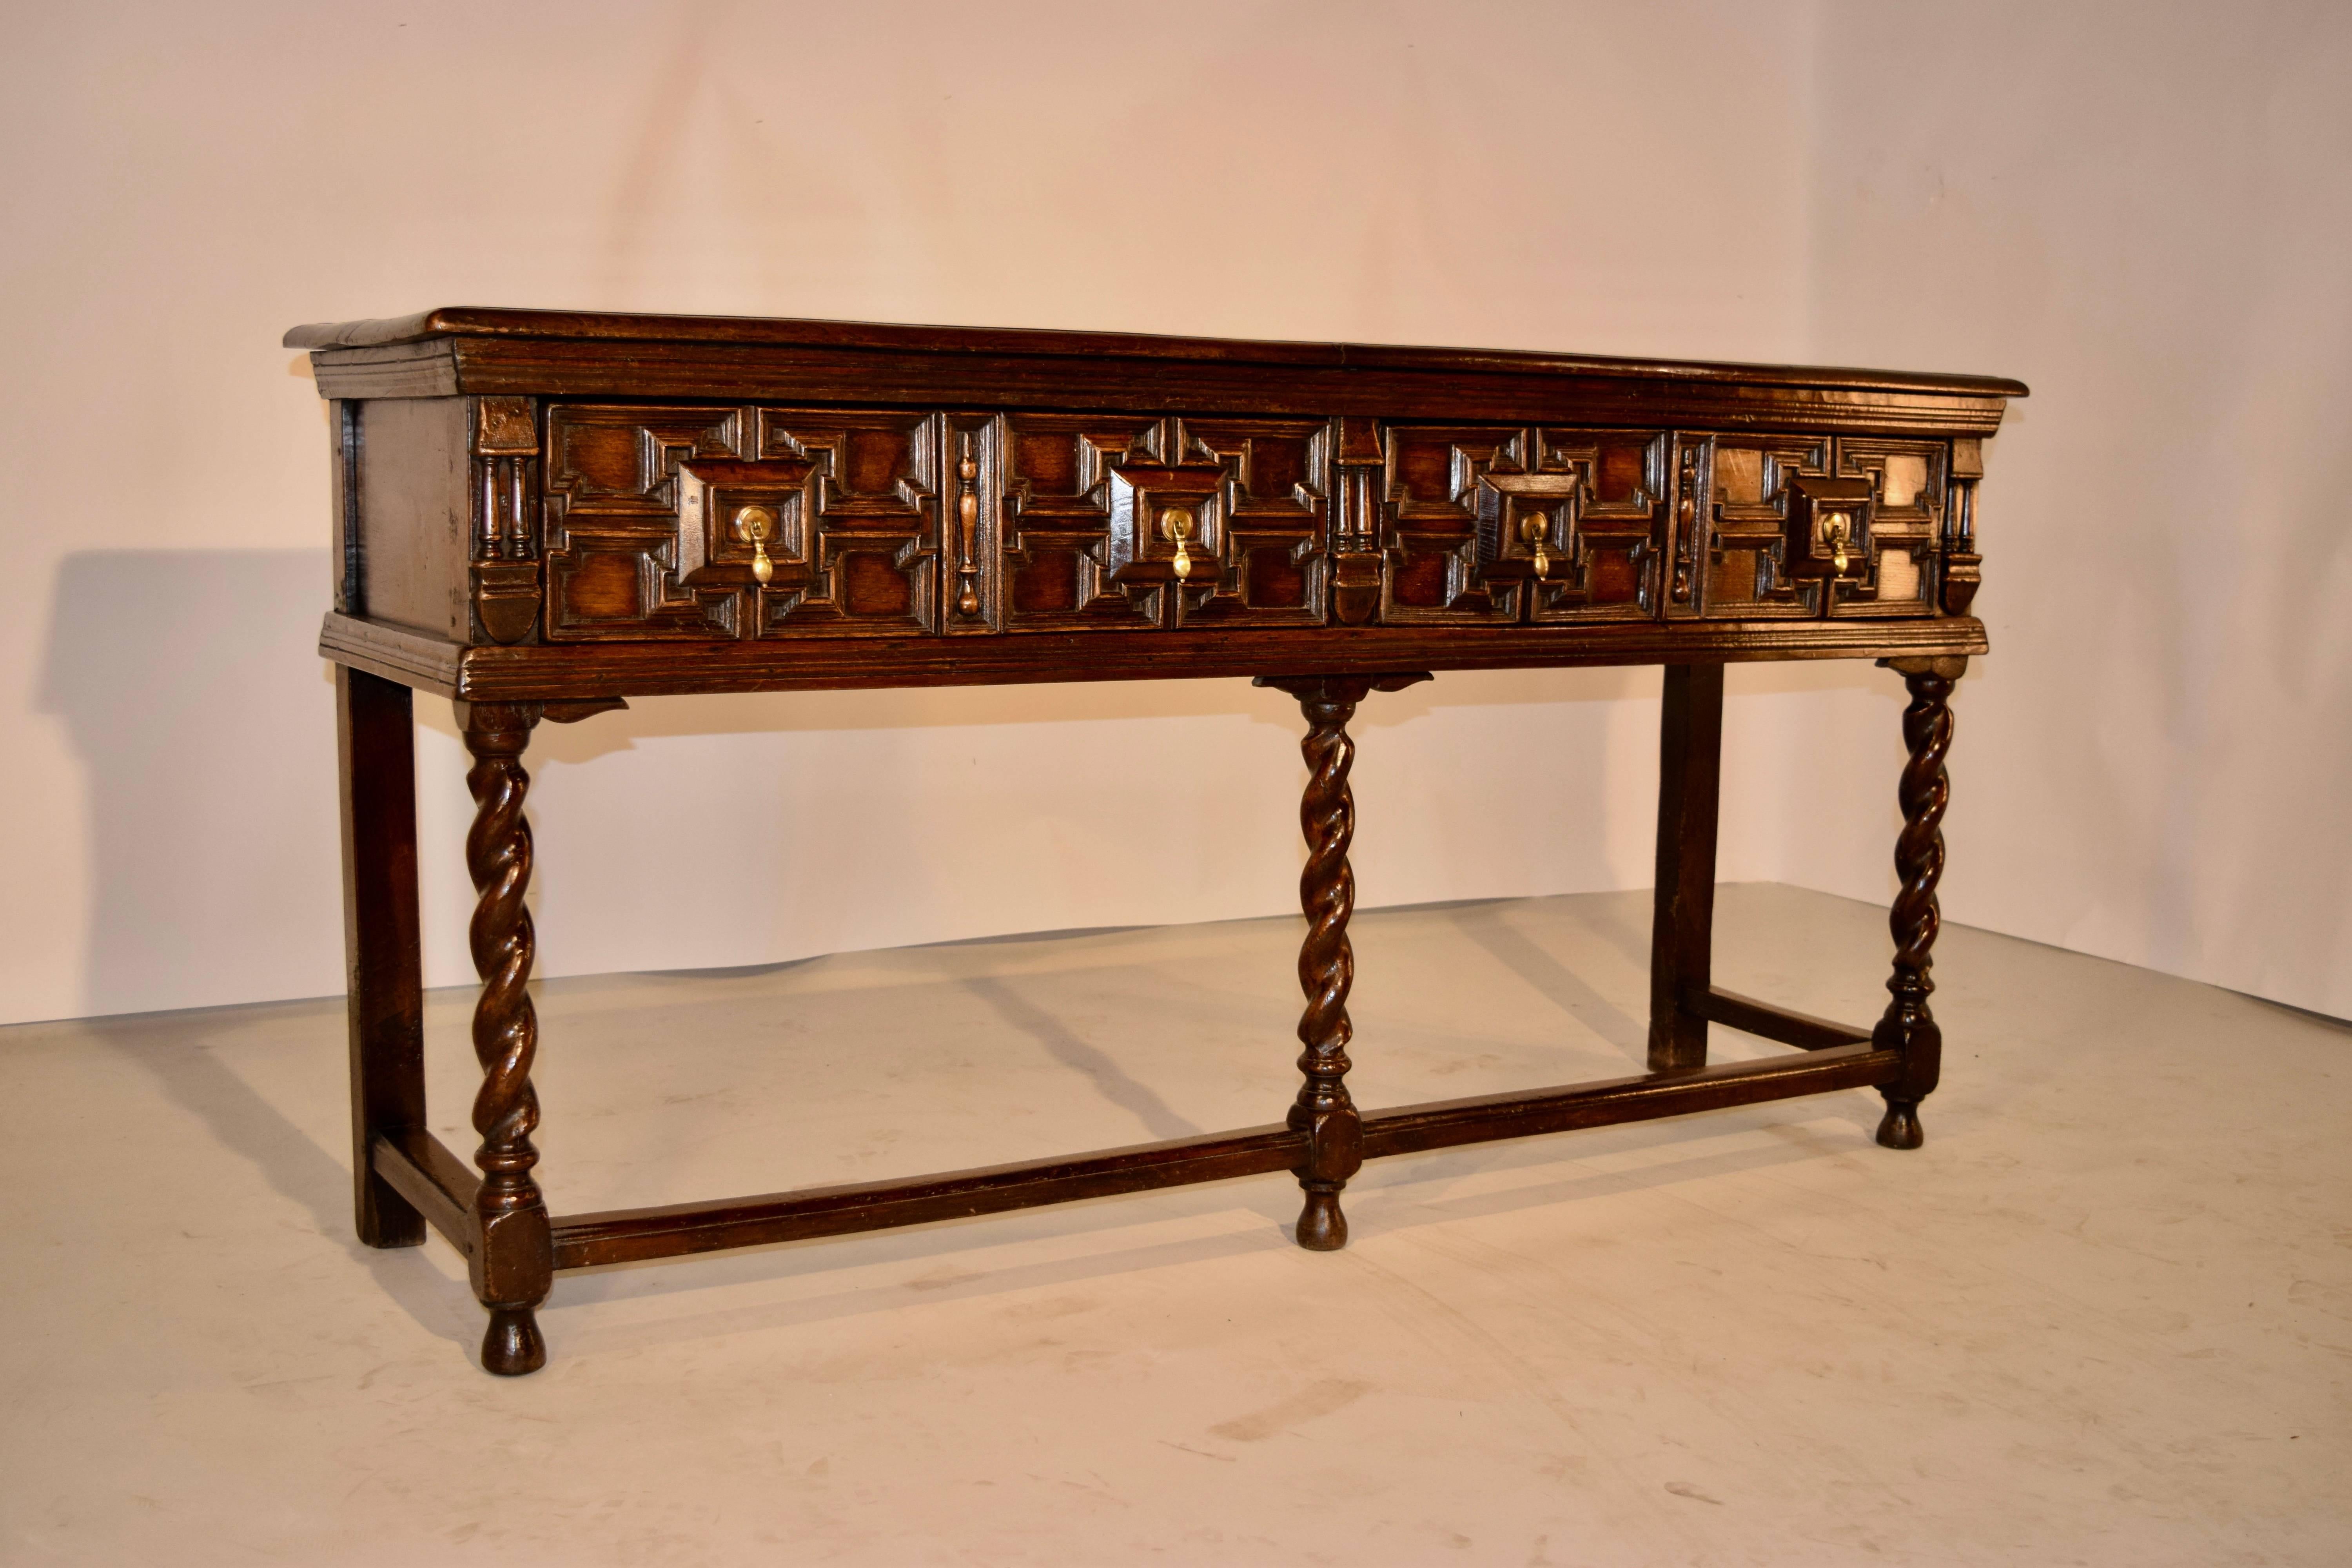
[1695,434,1947,619]
[543,404,940,641]
[1377,425,1668,625]
[530,405,1954,642]
[963,412,1330,633]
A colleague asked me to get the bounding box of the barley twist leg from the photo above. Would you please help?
[1873,659,1961,1150]
[461,701,554,1374]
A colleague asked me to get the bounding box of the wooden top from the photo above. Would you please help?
[285,307,2029,401]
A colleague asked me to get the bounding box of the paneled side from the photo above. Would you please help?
[355,397,473,641]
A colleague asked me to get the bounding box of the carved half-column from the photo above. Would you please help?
[1253,671,1431,1249]
[1938,437,1984,616]
[458,700,554,1374]
[1871,656,1962,1149]
[470,396,543,645]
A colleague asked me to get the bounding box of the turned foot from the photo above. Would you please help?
[481,1306,546,1376]
[1296,1187,1349,1251]
[1875,1097,1924,1150]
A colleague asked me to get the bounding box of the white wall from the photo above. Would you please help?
[3,1,2345,1025]
[1752,1,2352,1019]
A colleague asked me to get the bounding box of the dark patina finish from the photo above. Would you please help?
[294,307,2020,1374]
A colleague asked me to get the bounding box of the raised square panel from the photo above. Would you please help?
[748,408,942,637]
[544,405,748,640]
[994,413,1164,631]
[542,403,944,641]
[1521,429,1668,623]
[1376,425,1525,624]
[1163,418,1330,629]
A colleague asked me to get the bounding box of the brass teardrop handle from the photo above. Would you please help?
[1160,508,1194,581]
[733,505,777,585]
[1824,511,1851,574]
[1519,510,1550,579]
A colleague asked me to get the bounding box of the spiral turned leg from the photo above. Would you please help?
[1873,658,1962,1150]
[1255,672,1430,1250]
[459,701,554,1375]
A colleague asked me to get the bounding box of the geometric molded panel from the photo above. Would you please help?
[1695,434,1834,619]
[1376,425,1526,624]
[543,404,748,640]
[750,408,940,637]
[994,414,1328,631]
[1376,425,1668,625]
[539,403,942,640]
[1828,437,1947,618]
[996,412,1165,632]
[1523,428,1668,623]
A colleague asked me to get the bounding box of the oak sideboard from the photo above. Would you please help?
[288,307,2023,1375]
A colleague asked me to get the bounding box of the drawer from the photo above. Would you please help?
[542,404,942,641]
[1695,435,1947,618]
[975,412,1331,632]
[534,406,1953,641]
[1377,425,1669,624]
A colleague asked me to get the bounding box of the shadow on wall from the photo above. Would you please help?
[32,546,1889,1020]
[37,550,345,1018]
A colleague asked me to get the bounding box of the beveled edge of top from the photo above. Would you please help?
[282,307,2030,399]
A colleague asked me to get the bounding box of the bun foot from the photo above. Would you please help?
[1295,1188,1349,1251]
[1875,1098,1924,1150]
[481,1306,547,1376]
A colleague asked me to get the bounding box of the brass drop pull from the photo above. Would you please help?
[1520,510,1550,579]
[1824,511,1851,574]
[1161,508,1194,581]
[733,505,777,585]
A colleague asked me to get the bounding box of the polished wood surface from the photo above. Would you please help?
[296,306,2020,1374]
[335,668,425,1250]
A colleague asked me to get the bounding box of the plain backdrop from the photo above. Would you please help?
[2,0,2346,1026]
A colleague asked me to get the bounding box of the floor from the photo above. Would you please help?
[2,884,2345,1566]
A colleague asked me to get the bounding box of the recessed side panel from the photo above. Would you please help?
[354,397,473,642]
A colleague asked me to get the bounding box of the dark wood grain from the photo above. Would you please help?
[457,701,554,1375]
[337,666,425,1249]
[299,307,2016,1374]
[1871,656,1963,1149]
[303,338,2020,436]
[1696,987,1875,1051]
[552,1123,1306,1270]
[371,1129,480,1258]
[1648,663,1725,1071]
[1254,673,1432,1249]
[283,306,2027,398]
[317,610,1989,703]
[549,1044,1899,1272]
[1360,1043,1901,1159]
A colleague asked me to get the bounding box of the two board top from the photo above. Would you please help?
[284,306,2029,402]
